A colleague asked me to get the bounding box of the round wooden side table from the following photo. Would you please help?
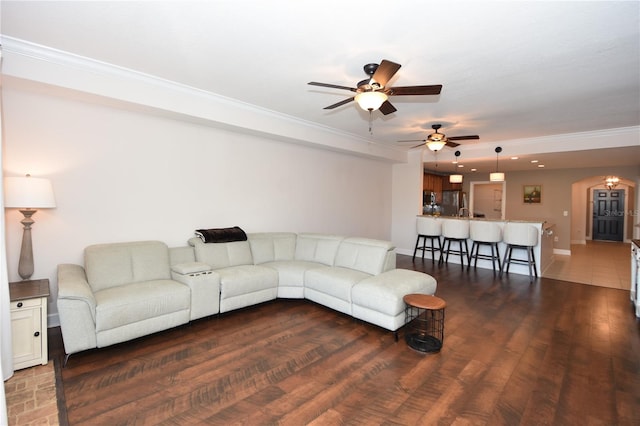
[403,294,446,353]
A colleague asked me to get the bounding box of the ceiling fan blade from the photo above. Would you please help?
[308,82,358,92]
[447,135,480,141]
[388,85,443,96]
[323,97,355,109]
[379,100,397,115]
[445,141,460,148]
[398,139,426,143]
[371,60,401,87]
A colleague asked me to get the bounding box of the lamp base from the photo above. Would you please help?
[17,209,36,280]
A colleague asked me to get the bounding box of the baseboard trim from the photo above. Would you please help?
[554,249,571,256]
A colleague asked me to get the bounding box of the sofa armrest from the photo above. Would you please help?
[57,263,96,318]
[171,264,221,320]
[57,263,98,355]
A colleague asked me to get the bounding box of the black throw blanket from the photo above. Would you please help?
[195,226,247,243]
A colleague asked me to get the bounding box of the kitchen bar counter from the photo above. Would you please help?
[417,215,556,276]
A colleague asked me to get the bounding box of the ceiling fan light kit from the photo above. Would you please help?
[427,140,447,151]
[354,91,388,111]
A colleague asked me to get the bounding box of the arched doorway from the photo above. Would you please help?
[571,176,636,244]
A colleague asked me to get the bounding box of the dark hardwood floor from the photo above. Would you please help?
[49,254,640,425]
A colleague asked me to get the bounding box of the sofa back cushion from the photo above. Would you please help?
[247,233,297,264]
[334,237,395,275]
[85,241,171,292]
[192,239,254,269]
[294,233,344,266]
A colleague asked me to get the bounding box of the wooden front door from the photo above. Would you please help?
[593,189,624,241]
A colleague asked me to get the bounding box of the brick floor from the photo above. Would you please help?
[4,363,59,425]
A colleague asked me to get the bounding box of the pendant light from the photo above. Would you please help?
[489,146,505,182]
[449,150,463,183]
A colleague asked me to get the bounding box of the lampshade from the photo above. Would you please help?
[354,91,388,111]
[426,140,446,151]
[449,174,463,183]
[4,175,56,209]
[489,172,505,182]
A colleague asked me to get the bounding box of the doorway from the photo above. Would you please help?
[592,189,624,242]
[469,181,506,220]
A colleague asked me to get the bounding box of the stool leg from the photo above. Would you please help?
[526,246,534,281]
[529,247,538,278]
[412,235,421,261]
[488,242,495,271]
[501,245,511,277]
[471,241,478,268]
[464,239,470,265]
[495,243,502,272]
[425,237,436,263]
[445,239,451,264]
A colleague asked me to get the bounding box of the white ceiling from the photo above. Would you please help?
[2,1,639,172]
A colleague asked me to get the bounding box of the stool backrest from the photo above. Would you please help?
[503,223,538,246]
[442,219,470,239]
[416,216,442,236]
[470,221,502,243]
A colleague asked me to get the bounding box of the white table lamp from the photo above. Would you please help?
[4,174,56,280]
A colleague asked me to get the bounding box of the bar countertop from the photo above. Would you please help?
[417,215,555,230]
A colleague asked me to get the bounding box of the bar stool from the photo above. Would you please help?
[469,221,503,272]
[439,220,470,267]
[501,223,539,282]
[413,216,442,263]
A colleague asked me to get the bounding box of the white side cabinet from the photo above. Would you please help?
[9,279,49,370]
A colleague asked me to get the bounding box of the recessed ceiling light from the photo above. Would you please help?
[458,165,464,168]
[511,156,519,160]
[471,168,477,172]
[531,160,539,163]
[538,164,545,168]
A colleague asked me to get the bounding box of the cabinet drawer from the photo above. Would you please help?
[10,298,42,310]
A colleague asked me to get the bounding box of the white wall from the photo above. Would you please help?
[2,86,393,324]
[390,149,423,256]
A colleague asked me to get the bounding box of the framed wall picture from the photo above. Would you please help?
[523,185,542,204]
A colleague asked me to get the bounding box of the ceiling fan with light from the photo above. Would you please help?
[399,124,479,150]
[308,60,442,115]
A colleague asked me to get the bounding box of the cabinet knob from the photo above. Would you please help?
[17,302,23,308]
[34,331,40,337]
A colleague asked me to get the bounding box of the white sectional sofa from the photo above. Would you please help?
[57,231,437,362]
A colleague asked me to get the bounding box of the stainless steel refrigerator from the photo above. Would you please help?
[440,190,462,217]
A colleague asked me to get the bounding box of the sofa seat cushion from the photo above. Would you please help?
[261,260,325,288]
[305,266,371,302]
[218,265,278,299]
[94,279,190,332]
[351,269,438,316]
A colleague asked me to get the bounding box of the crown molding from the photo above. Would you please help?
[0,36,405,163]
